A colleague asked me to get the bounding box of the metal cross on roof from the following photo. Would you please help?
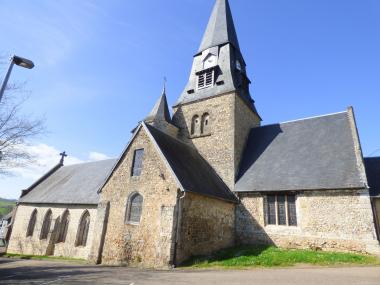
[59,151,68,165]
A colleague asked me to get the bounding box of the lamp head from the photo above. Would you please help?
[12,55,34,69]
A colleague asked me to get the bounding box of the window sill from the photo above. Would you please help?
[126,221,140,226]
[265,224,298,228]
[130,175,142,181]
[189,133,212,139]
[264,225,300,232]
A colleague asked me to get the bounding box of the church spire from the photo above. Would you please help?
[145,81,171,124]
[174,0,260,119]
[198,0,240,54]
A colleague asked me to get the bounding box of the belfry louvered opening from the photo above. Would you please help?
[197,69,215,89]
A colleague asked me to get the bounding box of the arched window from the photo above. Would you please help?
[57,210,70,243]
[126,193,143,224]
[40,209,52,240]
[201,113,210,134]
[26,209,37,237]
[76,210,90,247]
[191,115,200,136]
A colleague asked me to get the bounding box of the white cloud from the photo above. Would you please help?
[9,144,83,181]
[0,143,110,200]
[89,151,110,161]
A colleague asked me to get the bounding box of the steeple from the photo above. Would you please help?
[144,83,178,137]
[145,82,171,123]
[198,0,240,54]
[174,0,260,119]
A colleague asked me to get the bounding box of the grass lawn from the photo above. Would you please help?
[4,253,87,263]
[181,246,380,269]
[0,199,16,218]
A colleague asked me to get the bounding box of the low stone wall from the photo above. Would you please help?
[236,190,380,254]
[7,204,97,260]
[176,192,235,264]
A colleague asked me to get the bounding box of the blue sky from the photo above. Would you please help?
[1,0,379,199]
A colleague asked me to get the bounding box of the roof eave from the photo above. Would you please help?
[234,185,367,193]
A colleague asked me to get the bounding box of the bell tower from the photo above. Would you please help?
[172,0,261,190]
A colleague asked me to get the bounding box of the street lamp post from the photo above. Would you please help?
[0,55,34,103]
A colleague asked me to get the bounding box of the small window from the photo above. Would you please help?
[191,115,200,136]
[267,196,276,225]
[40,209,52,240]
[126,193,143,224]
[201,113,210,134]
[287,194,297,226]
[76,210,90,247]
[26,209,37,237]
[57,210,70,243]
[197,69,214,89]
[266,194,297,226]
[277,195,286,225]
[131,149,144,176]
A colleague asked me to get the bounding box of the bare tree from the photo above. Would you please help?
[0,56,45,176]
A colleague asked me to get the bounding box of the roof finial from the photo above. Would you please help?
[162,77,167,96]
[59,151,67,165]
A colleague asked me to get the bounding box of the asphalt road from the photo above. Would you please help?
[0,258,380,285]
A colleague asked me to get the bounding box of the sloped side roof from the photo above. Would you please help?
[145,124,237,203]
[364,157,380,197]
[20,159,117,205]
[236,112,365,192]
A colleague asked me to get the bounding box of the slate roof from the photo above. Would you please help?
[364,157,380,197]
[146,124,237,203]
[20,159,117,205]
[198,0,240,53]
[236,111,366,192]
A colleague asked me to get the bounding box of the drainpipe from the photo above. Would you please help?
[172,189,186,268]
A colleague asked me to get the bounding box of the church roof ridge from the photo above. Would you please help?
[278,110,348,125]
[253,110,348,130]
[60,158,117,168]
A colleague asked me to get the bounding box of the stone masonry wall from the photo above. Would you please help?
[236,189,380,254]
[173,92,259,190]
[8,204,97,259]
[100,127,179,268]
[176,192,235,264]
[173,93,236,189]
[234,95,261,177]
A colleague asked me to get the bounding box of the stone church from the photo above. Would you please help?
[7,0,380,267]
